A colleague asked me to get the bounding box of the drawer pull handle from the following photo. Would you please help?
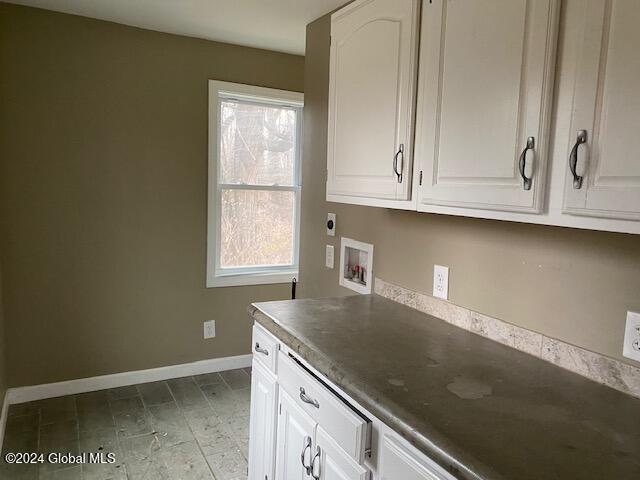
[300,436,312,474]
[299,387,320,408]
[254,342,269,355]
[518,136,535,191]
[311,446,321,480]
[569,129,587,189]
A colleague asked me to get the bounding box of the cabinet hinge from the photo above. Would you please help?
[329,35,332,46]
[419,170,423,186]
[279,403,282,415]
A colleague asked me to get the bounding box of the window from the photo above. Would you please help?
[207,81,303,287]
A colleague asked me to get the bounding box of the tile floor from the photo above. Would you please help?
[0,368,252,480]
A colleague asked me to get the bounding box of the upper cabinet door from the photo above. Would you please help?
[327,0,420,202]
[416,0,560,213]
[563,0,640,221]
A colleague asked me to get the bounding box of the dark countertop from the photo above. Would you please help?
[249,295,640,480]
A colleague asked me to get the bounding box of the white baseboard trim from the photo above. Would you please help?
[5,354,252,406]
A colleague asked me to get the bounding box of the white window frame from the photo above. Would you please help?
[207,80,304,288]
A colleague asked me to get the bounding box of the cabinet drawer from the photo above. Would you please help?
[252,324,278,373]
[277,353,371,463]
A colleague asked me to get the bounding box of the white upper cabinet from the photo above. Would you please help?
[323,0,640,233]
[562,0,640,220]
[327,0,420,206]
[415,0,560,213]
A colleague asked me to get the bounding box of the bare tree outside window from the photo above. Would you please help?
[218,100,300,269]
[207,81,302,288]
[220,101,296,187]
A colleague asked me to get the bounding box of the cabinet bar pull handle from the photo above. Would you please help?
[518,136,535,191]
[254,343,269,355]
[311,446,321,480]
[569,130,587,189]
[300,436,312,474]
[299,387,320,408]
[393,143,404,183]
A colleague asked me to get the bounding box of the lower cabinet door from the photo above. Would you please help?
[379,434,452,480]
[315,425,369,480]
[248,360,277,480]
[275,390,317,480]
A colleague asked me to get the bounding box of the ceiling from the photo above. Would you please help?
[5,0,346,55]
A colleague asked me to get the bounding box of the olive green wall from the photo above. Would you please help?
[299,15,640,367]
[0,3,304,387]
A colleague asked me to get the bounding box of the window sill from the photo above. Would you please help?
[207,270,298,288]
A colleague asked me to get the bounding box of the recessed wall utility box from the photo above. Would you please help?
[339,237,373,294]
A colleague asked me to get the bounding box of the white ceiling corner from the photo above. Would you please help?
[5,0,346,55]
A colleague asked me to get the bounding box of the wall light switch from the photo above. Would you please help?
[327,213,336,236]
[204,320,216,339]
[325,245,334,269]
[623,311,640,362]
[433,265,449,300]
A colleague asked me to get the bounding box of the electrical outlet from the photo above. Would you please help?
[623,311,640,362]
[433,265,449,300]
[327,213,336,236]
[204,320,216,339]
[325,245,334,269]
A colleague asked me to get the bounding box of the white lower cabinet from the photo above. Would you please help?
[275,391,369,480]
[379,435,449,480]
[275,390,317,480]
[277,353,370,464]
[250,324,454,480]
[247,360,278,480]
[314,425,369,480]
